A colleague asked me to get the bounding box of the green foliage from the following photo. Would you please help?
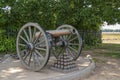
[0,37,16,52]
[0,29,16,52]
[1,0,120,29]
[0,0,120,52]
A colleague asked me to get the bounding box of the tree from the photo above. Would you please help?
[0,0,120,52]
[0,0,120,30]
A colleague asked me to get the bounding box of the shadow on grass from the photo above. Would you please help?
[83,43,120,58]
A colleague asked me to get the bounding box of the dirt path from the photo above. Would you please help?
[82,51,120,80]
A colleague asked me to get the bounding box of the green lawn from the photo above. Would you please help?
[99,44,120,58]
[83,43,120,58]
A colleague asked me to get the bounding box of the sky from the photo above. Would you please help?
[101,22,120,30]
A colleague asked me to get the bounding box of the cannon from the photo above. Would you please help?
[16,22,82,71]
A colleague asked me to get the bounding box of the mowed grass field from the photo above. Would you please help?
[102,32,120,44]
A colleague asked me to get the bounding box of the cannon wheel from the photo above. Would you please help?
[55,24,82,60]
[16,22,50,71]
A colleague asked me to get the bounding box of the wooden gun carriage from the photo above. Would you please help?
[16,22,82,71]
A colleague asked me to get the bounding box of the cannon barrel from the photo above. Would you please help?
[35,29,75,37]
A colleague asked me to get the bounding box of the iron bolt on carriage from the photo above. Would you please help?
[16,22,82,71]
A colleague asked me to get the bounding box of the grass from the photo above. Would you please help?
[93,57,106,63]
[98,44,120,58]
[102,34,120,39]
[95,44,120,58]
[102,33,120,44]
[83,43,120,59]
[82,32,120,60]
[101,52,120,58]
[100,43,120,50]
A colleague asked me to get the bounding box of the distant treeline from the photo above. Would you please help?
[102,29,120,32]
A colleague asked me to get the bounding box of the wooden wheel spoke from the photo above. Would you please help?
[35,50,44,59]
[35,40,45,46]
[34,32,42,44]
[66,48,74,57]
[65,35,70,40]
[67,47,76,57]
[19,43,26,47]
[68,43,79,46]
[29,26,32,42]
[69,36,78,42]
[65,34,70,40]
[23,51,30,60]
[68,46,78,55]
[67,34,72,41]
[20,50,26,56]
[28,52,32,66]
[32,53,37,68]
[57,47,65,57]
[20,36,28,44]
[62,35,66,40]
[60,36,64,41]
[39,38,45,43]
[34,52,41,66]
[23,29,30,42]
[32,28,36,42]
[35,47,46,51]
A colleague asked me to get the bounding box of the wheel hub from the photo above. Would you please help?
[26,43,34,51]
[62,40,68,47]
